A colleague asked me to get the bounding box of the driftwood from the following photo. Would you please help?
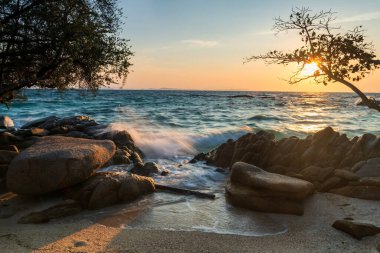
[154,184,216,199]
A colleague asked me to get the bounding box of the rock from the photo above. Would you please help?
[0,178,6,194]
[0,165,8,177]
[7,136,116,195]
[109,148,132,165]
[226,183,305,215]
[0,145,18,152]
[319,176,346,192]
[74,241,87,247]
[226,162,314,215]
[20,116,58,129]
[211,139,235,167]
[351,160,366,173]
[330,185,380,200]
[0,150,18,164]
[332,220,380,240]
[355,158,380,178]
[0,132,23,146]
[82,124,108,136]
[21,115,98,134]
[131,162,160,176]
[266,165,289,174]
[351,177,380,187]
[66,172,155,209]
[230,162,315,199]
[96,130,143,157]
[0,116,14,129]
[299,166,334,183]
[189,152,208,164]
[65,131,90,139]
[131,152,143,164]
[334,169,360,181]
[15,128,49,137]
[18,200,82,224]
[161,170,169,176]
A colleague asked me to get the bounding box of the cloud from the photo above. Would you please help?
[181,39,219,47]
[337,12,380,23]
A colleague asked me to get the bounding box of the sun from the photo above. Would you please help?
[301,62,321,76]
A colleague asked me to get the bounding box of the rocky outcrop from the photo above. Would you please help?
[65,171,155,209]
[332,220,380,240]
[226,162,314,215]
[195,127,380,200]
[7,136,116,195]
[20,115,97,134]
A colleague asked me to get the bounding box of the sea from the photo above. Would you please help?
[2,89,380,236]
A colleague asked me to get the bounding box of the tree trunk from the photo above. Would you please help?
[333,77,380,113]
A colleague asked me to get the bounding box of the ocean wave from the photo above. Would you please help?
[108,122,255,158]
[248,115,281,121]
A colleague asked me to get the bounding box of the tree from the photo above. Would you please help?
[246,7,380,112]
[0,0,132,104]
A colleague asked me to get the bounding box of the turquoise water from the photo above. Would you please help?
[3,89,380,235]
[3,89,380,157]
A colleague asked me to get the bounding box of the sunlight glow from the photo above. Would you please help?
[301,62,321,76]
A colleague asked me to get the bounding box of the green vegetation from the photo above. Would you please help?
[0,0,132,104]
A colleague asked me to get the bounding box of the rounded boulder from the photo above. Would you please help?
[7,136,116,195]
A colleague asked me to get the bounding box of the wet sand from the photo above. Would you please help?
[0,193,379,253]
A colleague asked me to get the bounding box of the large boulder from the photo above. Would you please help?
[226,162,314,215]
[226,183,305,215]
[230,162,315,199]
[6,136,116,195]
[65,172,155,209]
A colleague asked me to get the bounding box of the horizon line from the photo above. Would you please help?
[24,87,380,94]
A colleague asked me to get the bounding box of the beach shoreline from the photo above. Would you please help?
[1,193,379,253]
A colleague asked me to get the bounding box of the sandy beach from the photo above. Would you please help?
[0,192,379,253]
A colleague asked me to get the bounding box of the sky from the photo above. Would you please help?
[119,0,380,92]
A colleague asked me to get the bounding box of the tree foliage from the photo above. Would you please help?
[247,7,380,112]
[0,0,132,104]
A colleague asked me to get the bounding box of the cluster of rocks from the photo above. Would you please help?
[192,127,380,201]
[226,162,315,215]
[0,115,160,223]
[18,172,155,224]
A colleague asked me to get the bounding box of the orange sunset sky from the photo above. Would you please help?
[119,0,380,93]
